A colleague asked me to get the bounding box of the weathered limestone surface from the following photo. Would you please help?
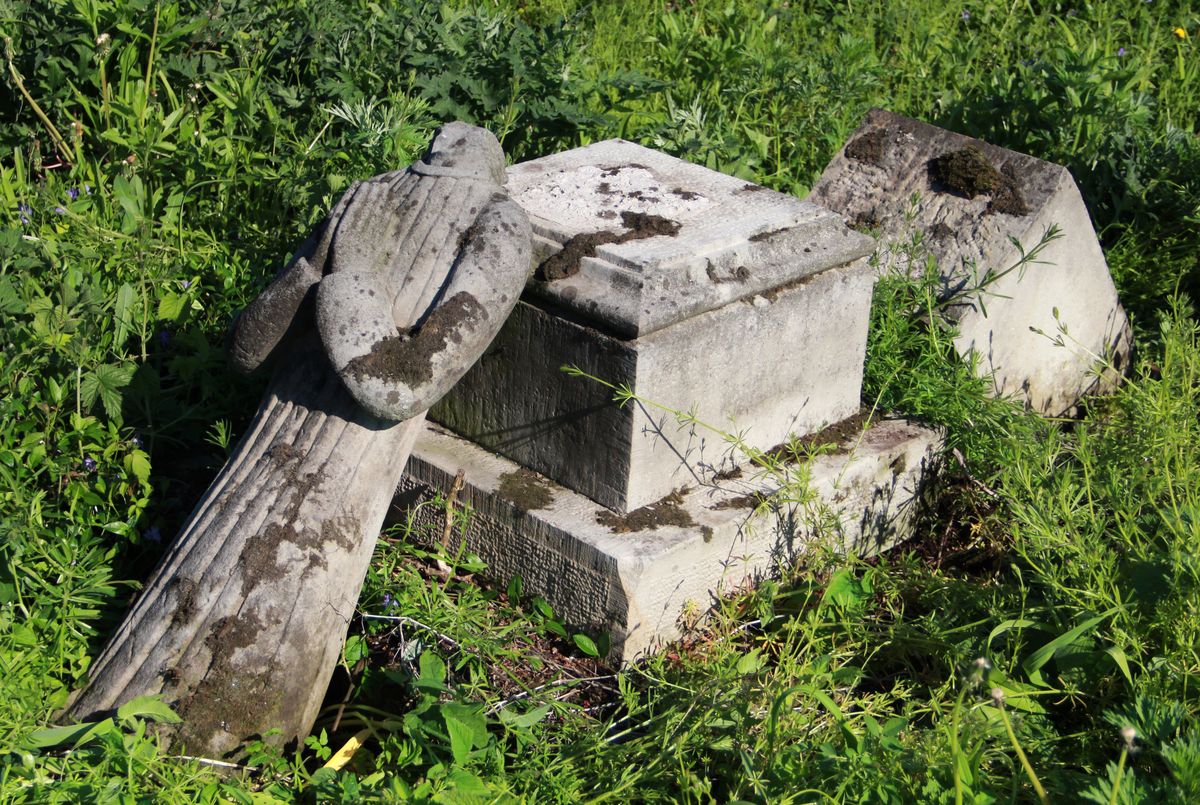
[65,124,532,756]
[433,140,877,512]
[810,109,1131,415]
[398,419,942,661]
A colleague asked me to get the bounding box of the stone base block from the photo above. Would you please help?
[431,139,877,513]
[433,262,874,514]
[810,108,1132,415]
[394,419,942,662]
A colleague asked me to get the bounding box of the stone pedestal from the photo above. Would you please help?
[431,140,877,512]
[397,420,941,661]
[810,109,1132,415]
[388,141,944,660]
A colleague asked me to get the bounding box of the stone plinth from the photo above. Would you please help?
[810,109,1132,415]
[432,140,876,512]
[396,419,941,661]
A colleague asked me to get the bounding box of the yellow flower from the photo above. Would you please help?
[1174,27,1189,40]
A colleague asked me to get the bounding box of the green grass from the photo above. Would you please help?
[2,0,1199,800]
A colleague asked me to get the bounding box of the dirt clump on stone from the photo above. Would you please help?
[766,408,871,462]
[170,577,198,626]
[537,211,681,282]
[987,162,1031,216]
[845,128,888,166]
[929,145,1001,198]
[706,262,751,284]
[928,145,1029,217]
[712,491,768,511]
[597,489,695,533]
[497,469,554,512]
[172,612,278,756]
[712,465,743,482]
[749,227,789,243]
[343,292,486,386]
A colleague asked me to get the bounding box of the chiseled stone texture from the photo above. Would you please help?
[432,140,877,512]
[810,109,1132,415]
[395,419,942,662]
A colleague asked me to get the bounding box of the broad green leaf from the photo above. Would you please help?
[113,282,137,347]
[497,703,550,731]
[23,718,115,750]
[736,649,764,675]
[124,450,151,484]
[444,712,474,766]
[117,694,182,724]
[821,568,871,611]
[442,702,488,766]
[158,291,187,322]
[8,622,36,647]
[986,618,1043,650]
[92,363,134,420]
[507,574,523,602]
[0,276,21,314]
[532,597,554,619]
[1022,608,1117,684]
[443,767,489,795]
[1105,646,1135,686]
[417,651,447,691]
[343,634,369,666]
[113,175,144,224]
[572,633,599,657]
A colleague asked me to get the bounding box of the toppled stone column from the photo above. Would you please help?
[64,124,532,756]
[810,108,1131,415]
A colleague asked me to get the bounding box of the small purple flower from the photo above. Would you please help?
[83,456,97,472]
[1117,47,1126,56]
[181,279,191,290]
[54,206,67,215]
[18,202,31,224]
[131,433,143,449]
[84,184,93,194]
[382,593,394,609]
[961,9,970,20]
[144,526,162,543]
[158,329,170,348]
[67,187,80,201]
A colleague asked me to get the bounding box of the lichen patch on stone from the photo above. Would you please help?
[988,162,1031,216]
[928,145,1029,216]
[342,292,486,386]
[172,611,278,757]
[844,128,888,166]
[596,489,695,533]
[497,468,554,512]
[929,145,1001,198]
[537,211,681,282]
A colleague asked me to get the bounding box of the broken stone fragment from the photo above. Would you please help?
[810,108,1132,415]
